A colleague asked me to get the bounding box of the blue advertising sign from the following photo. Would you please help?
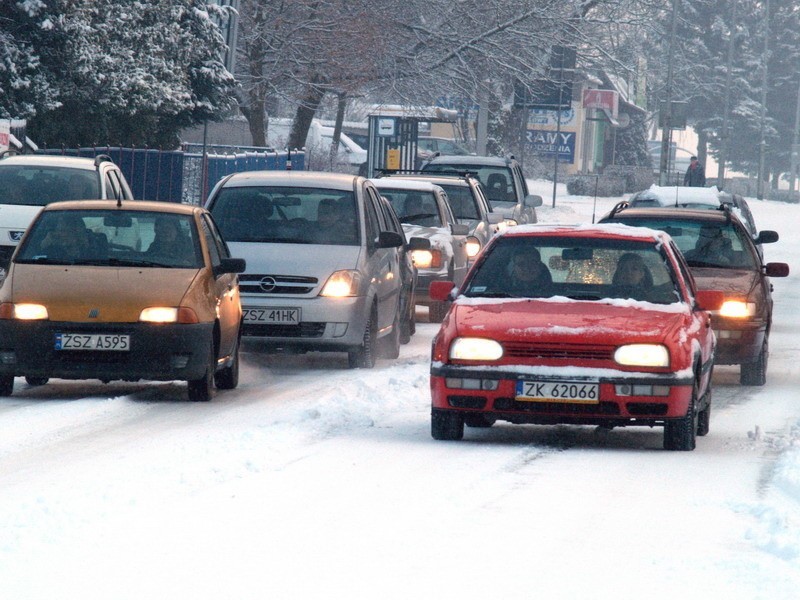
[526,129,575,163]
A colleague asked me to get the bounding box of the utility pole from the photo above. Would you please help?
[659,0,680,186]
[717,0,738,190]
[756,0,770,200]
[790,71,800,195]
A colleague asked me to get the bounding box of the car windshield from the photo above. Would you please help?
[211,186,359,245]
[15,210,203,268]
[608,217,757,269]
[425,164,514,208]
[0,165,100,206]
[463,236,681,305]
[436,184,479,221]
[379,189,442,227]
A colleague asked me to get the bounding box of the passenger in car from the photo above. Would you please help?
[505,247,553,295]
[41,214,101,260]
[315,198,356,244]
[612,252,654,298]
[145,217,193,263]
[684,225,732,266]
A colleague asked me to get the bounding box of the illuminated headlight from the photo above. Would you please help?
[614,344,669,367]
[139,307,199,324]
[411,249,442,269]
[140,307,178,323]
[320,270,362,297]
[449,337,503,361]
[1,303,49,320]
[719,300,756,318]
[465,237,482,258]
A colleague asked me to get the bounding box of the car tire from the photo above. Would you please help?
[188,342,215,402]
[740,338,768,386]
[25,376,49,387]
[214,334,240,390]
[429,301,449,323]
[379,312,401,360]
[0,375,13,396]
[664,378,698,451]
[348,308,376,369]
[431,409,464,440]
[697,392,711,437]
[464,414,495,428]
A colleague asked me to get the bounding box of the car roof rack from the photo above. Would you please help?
[94,154,113,166]
[607,200,630,218]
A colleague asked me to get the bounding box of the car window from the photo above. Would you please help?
[202,213,231,259]
[363,188,383,248]
[105,171,121,200]
[463,236,681,304]
[425,163,515,208]
[439,183,479,221]
[379,189,443,227]
[0,165,100,205]
[209,186,359,246]
[608,217,757,269]
[16,209,202,268]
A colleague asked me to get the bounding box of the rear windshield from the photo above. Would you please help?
[211,186,359,245]
[464,236,681,305]
[608,217,757,269]
[15,210,202,268]
[378,189,443,227]
[0,165,100,206]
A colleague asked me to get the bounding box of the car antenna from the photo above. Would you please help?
[117,197,122,208]
[286,148,293,171]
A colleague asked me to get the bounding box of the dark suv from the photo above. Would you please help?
[599,205,789,386]
[422,154,542,225]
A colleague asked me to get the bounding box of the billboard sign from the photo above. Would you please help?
[582,89,618,118]
[0,121,9,153]
[527,129,575,163]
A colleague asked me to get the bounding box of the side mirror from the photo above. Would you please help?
[407,236,431,251]
[524,194,543,208]
[487,213,504,225]
[215,257,246,276]
[755,230,779,244]
[765,262,790,277]
[378,231,404,248]
[695,290,725,311]
[430,280,456,302]
[451,223,470,236]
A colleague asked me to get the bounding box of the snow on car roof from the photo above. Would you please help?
[633,185,721,207]
[502,222,671,242]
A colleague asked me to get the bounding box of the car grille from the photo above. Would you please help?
[240,274,318,295]
[243,322,326,338]
[493,397,620,415]
[503,342,615,361]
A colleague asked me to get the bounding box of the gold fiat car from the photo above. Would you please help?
[0,200,246,400]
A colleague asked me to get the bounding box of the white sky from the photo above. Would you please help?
[0,181,798,599]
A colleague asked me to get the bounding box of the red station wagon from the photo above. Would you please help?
[429,224,723,451]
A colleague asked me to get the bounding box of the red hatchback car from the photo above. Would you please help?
[429,224,723,451]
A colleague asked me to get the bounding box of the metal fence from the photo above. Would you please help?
[42,145,304,205]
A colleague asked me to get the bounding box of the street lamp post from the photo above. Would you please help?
[756,0,770,200]
[659,0,680,186]
[717,0,738,190]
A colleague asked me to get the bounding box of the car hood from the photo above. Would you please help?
[0,205,44,245]
[8,264,199,322]
[227,241,362,278]
[690,266,760,297]
[452,298,688,345]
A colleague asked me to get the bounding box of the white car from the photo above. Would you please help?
[0,154,134,278]
[371,178,471,322]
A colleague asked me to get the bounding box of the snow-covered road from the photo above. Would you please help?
[1,186,799,599]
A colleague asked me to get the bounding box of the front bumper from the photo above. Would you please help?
[712,318,766,365]
[0,320,214,382]
[240,294,370,351]
[430,364,695,426]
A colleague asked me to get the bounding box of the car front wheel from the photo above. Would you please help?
[214,334,240,390]
[664,379,698,451]
[348,309,376,369]
[431,409,464,440]
[740,338,768,386]
[188,342,215,402]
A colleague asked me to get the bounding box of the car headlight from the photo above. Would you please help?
[719,300,756,318]
[0,302,49,320]
[139,307,199,324]
[320,270,362,297]
[614,344,669,367]
[465,236,482,258]
[450,337,504,361]
[411,248,442,269]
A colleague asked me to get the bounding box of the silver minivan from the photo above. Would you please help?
[205,171,414,368]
